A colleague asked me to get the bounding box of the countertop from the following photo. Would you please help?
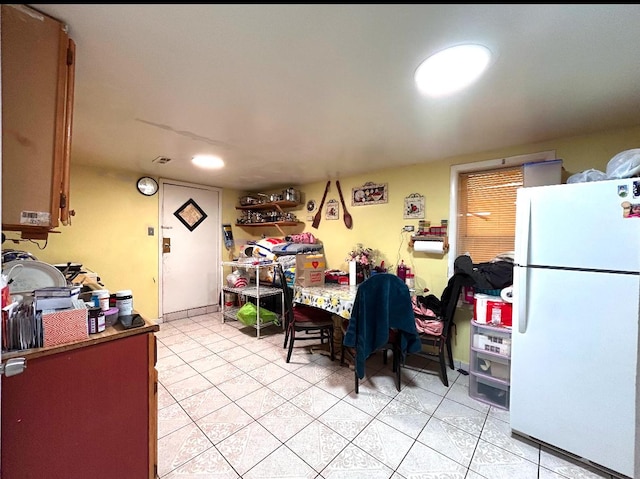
[1,315,159,362]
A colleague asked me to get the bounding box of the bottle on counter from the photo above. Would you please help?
[87,307,105,334]
[91,289,110,312]
[115,290,133,317]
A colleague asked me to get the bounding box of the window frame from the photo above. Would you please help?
[447,150,556,276]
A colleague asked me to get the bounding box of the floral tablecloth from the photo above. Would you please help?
[293,283,357,319]
[293,283,358,360]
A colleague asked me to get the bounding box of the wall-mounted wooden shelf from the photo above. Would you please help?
[235,200,299,211]
[236,221,302,228]
[235,199,302,235]
[236,221,304,236]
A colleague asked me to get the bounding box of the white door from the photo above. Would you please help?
[160,179,222,318]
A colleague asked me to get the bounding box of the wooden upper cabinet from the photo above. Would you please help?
[1,4,76,239]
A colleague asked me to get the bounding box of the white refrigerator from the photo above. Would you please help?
[510,178,640,479]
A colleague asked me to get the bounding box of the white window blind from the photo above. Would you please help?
[456,166,523,263]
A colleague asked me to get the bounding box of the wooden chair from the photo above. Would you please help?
[276,264,335,363]
[341,320,401,394]
[413,273,475,386]
[341,273,421,393]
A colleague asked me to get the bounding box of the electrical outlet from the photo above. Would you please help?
[403,225,414,232]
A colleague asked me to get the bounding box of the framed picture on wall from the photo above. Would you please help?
[352,182,388,206]
[404,193,425,219]
[326,199,339,220]
[174,198,208,231]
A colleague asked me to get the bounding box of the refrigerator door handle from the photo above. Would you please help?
[515,194,531,266]
[516,195,531,334]
[517,266,529,334]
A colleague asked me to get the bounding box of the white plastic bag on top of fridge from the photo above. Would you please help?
[605,148,640,179]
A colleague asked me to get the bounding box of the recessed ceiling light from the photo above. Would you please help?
[192,155,224,169]
[415,44,492,97]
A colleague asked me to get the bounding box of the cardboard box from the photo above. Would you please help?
[294,253,326,287]
[42,299,89,347]
[488,361,510,381]
[487,299,513,327]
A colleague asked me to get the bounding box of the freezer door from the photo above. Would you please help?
[511,266,639,477]
[515,179,640,272]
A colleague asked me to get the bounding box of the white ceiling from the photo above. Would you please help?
[31,4,640,192]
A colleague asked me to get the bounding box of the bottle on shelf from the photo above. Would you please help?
[397,260,407,281]
[405,273,415,289]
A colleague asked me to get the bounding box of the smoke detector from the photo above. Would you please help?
[152,156,172,165]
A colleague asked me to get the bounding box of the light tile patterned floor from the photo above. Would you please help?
[156,313,615,479]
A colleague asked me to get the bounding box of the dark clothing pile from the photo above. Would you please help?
[453,254,513,290]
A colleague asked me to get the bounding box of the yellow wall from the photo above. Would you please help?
[303,125,640,295]
[7,124,640,364]
[6,165,244,320]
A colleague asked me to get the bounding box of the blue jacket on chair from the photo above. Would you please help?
[343,273,422,379]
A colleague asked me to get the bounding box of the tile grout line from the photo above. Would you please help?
[158,314,605,479]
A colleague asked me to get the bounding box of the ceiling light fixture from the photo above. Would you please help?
[192,155,224,169]
[414,44,492,97]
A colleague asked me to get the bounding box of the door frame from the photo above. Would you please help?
[157,178,223,320]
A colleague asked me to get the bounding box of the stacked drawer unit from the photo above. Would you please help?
[469,320,512,409]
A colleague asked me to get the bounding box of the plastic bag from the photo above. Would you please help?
[605,148,640,179]
[566,168,607,184]
[235,302,278,326]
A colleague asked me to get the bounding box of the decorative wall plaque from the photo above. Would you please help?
[404,193,425,219]
[351,182,388,206]
[325,199,339,220]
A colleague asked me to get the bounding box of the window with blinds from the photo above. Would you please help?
[456,166,523,263]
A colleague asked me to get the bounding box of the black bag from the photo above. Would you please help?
[474,261,513,289]
[453,255,513,290]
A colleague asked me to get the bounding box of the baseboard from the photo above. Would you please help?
[162,304,220,322]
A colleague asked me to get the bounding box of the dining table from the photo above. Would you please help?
[293,278,418,360]
[293,283,358,319]
[293,282,358,358]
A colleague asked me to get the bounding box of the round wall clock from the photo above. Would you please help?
[306,200,316,212]
[136,176,158,196]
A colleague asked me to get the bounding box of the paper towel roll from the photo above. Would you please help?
[413,240,444,254]
[349,261,357,285]
[501,286,513,303]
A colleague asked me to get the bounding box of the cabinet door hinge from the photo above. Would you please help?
[66,44,74,66]
[154,381,158,394]
[60,193,67,209]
